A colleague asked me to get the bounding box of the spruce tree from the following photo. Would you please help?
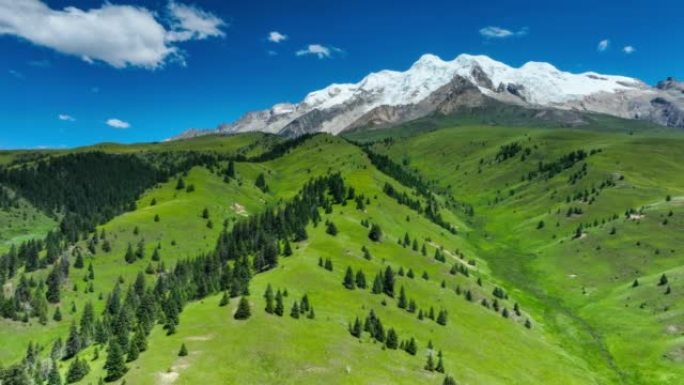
[47,360,62,385]
[383,266,395,297]
[368,223,383,242]
[425,352,435,371]
[264,285,274,313]
[226,160,236,179]
[53,306,63,322]
[126,340,139,362]
[66,356,90,384]
[343,267,356,289]
[371,273,384,294]
[405,337,417,355]
[234,297,251,320]
[355,270,367,289]
[386,328,399,349]
[178,343,188,357]
[104,340,127,382]
[659,274,668,286]
[349,317,362,338]
[397,286,407,309]
[64,322,82,360]
[290,301,300,319]
[435,350,445,373]
[283,239,293,256]
[442,375,457,385]
[124,243,135,264]
[326,221,338,236]
[274,290,284,316]
[437,309,448,325]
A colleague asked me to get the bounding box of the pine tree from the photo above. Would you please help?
[368,223,382,242]
[300,294,310,313]
[405,337,418,355]
[178,343,188,357]
[47,360,62,385]
[397,286,407,309]
[234,297,251,320]
[525,319,532,329]
[283,239,293,256]
[53,306,63,322]
[66,356,90,384]
[290,301,300,319]
[175,177,185,190]
[307,306,315,319]
[226,160,236,179]
[355,270,367,289]
[255,173,269,193]
[435,350,445,373]
[343,267,356,289]
[124,243,135,264]
[425,352,435,371]
[274,290,284,316]
[386,328,399,349]
[383,266,395,297]
[324,258,333,271]
[73,252,84,269]
[371,273,384,294]
[104,340,127,382]
[349,317,362,338]
[326,221,338,236]
[264,285,274,313]
[126,339,140,362]
[442,375,457,385]
[659,274,669,286]
[64,322,82,360]
[151,247,161,262]
[437,309,448,325]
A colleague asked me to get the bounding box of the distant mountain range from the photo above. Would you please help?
[173,54,684,139]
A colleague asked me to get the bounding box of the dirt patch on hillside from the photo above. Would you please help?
[232,203,248,216]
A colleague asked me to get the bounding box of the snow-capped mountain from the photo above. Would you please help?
[173,54,684,139]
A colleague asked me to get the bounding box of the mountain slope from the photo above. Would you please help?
[174,54,683,139]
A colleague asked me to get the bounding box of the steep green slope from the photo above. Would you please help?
[363,124,684,384]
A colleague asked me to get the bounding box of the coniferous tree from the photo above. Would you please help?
[290,301,300,319]
[307,306,315,319]
[442,375,457,385]
[175,343,187,357]
[349,317,362,338]
[326,221,338,236]
[175,178,185,190]
[659,274,669,286]
[73,252,84,269]
[437,309,448,325]
[234,297,251,320]
[435,350,445,373]
[46,266,62,304]
[47,360,62,385]
[126,340,139,362]
[53,307,63,322]
[124,243,135,264]
[324,258,333,271]
[104,340,127,382]
[66,356,90,384]
[425,352,435,371]
[274,290,284,316]
[151,247,161,262]
[371,273,384,294]
[264,285,274,314]
[63,322,82,360]
[226,160,236,179]
[368,224,383,242]
[343,267,356,289]
[300,294,310,313]
[397,286,407,309]
[405,337,418,355]
[386,328,399,349]
[255,173,269,193]
[383,266,395,297]
[355,270,367,289]
[283,239,293,256]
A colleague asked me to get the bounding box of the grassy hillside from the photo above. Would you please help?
[362,124,684,384]
[1,126,683,385]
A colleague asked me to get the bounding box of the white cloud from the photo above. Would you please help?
[597,39,610,52]
[58,114,75,121]
[296,44,342,59]
[0,0,226,69]
[623,45,636,54]
[106,118,130,129]
[166,1,226,42]
[268,31,287,43]
[8,69,23,78]
[479,26,527,39]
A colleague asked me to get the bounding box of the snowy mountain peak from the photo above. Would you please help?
[173,53,683,140]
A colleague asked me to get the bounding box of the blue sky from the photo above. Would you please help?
[1,0,683,149]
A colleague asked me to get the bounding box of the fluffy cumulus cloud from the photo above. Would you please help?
[623,45,636,54]
[58,114,75,121]
[268,31,287,43]
[479,26,527,39]
[0,0,226,69]
[106,118,130,129]
[296,44,342,59]
[166,1,226,42]
[597,39,610,52]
